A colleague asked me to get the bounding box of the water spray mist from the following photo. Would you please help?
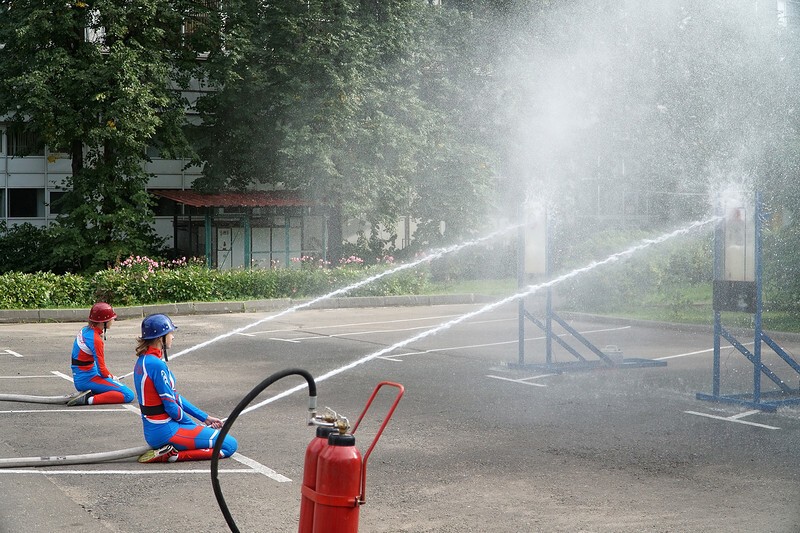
[119,224,521,379]
[236,216,720,417]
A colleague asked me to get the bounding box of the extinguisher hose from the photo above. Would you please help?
[211,368,317,533]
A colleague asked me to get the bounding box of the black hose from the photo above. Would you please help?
[211,368,317,533]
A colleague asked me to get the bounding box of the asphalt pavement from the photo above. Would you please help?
[1,298,799,532]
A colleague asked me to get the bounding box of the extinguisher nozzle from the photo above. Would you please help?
[307,395,318,425]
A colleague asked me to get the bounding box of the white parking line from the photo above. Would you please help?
[122,404,141,415]
[238,313,466,336]
[0,386,291,482]
[271,317,516,343]
[0,450,287,481]
[0,375,59,379]
[1,350,23,358]
[289,324,435,341]
[232,453,291,482]
[486,374,555,387]
[684,410,780,430]
[656,342,755,361]
[119,406,291,481]
[728,409,761,420]
[378,326,631,362]
[378,339,517,361]
[237,324,630,417]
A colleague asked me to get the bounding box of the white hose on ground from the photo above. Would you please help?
[0,445,152,468]
[0,393,76,404]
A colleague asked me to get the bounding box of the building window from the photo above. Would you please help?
[8,188,45,217]
[0,126,6,156]
[48,191,69,215]
[779,0,800,25]
[0,189,5,218]
[7,126,44,156]
[788,0,800,25]
[153,196,179,216]
[146,141,162,159]
[183,0,219,37]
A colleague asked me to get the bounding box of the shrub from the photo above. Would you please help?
[0,222,60,274]
[763,223,800,311]
[215,270,279,300]
[428,240,516,282]
[91,256,210,305]
[555,230,712,313]
[0,254,431,309]
[0,272,91,308]
[338,265,430,296]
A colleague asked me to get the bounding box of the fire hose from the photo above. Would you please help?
[0,374,129,405]
[0,377,154,467]
[0,445,151,468]
[211,368,404,533]
[211,368,319,533]
[0,392,83,404]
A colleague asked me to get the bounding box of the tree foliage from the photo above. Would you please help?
[4,0,800,318]
[0,222,58,273]
[194,0,498,257]
[0,0,210,271]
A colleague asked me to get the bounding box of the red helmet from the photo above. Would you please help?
[89,302,117,323]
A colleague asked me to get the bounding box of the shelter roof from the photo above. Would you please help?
[150,189,314,208]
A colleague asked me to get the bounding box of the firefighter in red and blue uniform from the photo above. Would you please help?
[134,313,238,463]
[67,303,134,406]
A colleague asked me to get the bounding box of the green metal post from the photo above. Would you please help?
[243,214,251,270]
[284,215,291,267]
[205,210,213,268]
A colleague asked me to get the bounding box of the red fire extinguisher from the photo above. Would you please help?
[298,426,337,533]
[312,433,362,532]
[299,381,405,533]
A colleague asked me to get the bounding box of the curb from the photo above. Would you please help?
[0,293,498,324]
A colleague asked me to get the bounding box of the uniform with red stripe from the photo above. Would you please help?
[70,303,134,405]
[133,314,237,462]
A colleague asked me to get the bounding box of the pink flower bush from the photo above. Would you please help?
[291,256,331,269]
[115,255,201,273]
[339,255,365,266]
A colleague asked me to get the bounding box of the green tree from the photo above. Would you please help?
[194,0,497,259]
[0,222,57,273]
[0,0,213,271]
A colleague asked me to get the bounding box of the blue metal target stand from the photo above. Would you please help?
[696,192,800,412]
[508,207,666,373]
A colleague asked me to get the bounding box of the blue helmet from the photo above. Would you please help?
[141,314,178,340]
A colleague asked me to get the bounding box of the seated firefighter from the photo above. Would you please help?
[67,303,134,407]
[133,313,238,463]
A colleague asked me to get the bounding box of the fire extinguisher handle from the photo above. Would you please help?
[351,381,404,434]
[352,381,405,504]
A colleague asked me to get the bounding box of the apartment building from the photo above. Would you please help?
[0,122,333,268]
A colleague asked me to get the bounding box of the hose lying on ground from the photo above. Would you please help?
[0,445,151,468]
[0,393,78,405]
